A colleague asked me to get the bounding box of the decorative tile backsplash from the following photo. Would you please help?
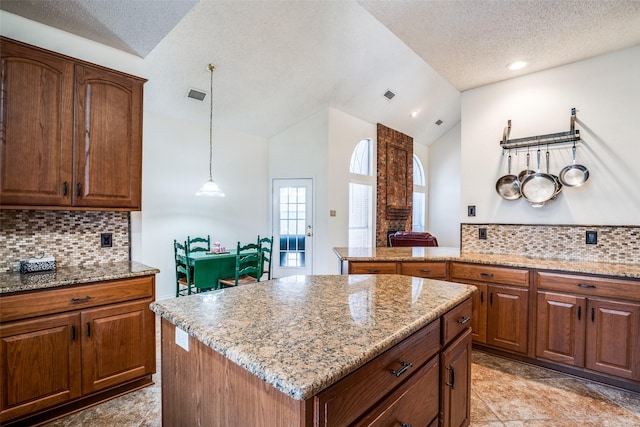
[461,223,640,264]
[0,210,130,272]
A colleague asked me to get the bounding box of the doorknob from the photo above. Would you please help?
[307,225,312,237]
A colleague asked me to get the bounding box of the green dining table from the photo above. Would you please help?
[186,250,238,291]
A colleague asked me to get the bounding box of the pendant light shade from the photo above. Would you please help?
[196,63,225,197]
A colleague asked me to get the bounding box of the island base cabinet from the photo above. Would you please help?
[440,328,472,427]
[0,313,81,422]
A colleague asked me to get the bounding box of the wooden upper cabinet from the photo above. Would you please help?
[0,37,145,210]
[73,65,142,209]
[0,39,74,206]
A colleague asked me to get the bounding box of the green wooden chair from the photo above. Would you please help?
[218,241,262,287]
[174,240,193,296]
[257,235,273,280]
[187,235,211,253]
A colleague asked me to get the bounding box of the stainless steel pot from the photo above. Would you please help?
[559,145,589,187]
[546,149,563,199]
[517,152,535,183]
[520,149,557,206]
[495,153,521,200]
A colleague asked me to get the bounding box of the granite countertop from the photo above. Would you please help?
[333,247,640,279]
[0,261,160,294]
[150,274,475,400]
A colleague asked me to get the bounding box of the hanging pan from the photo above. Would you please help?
[518,151,535,183]
[559,145,589,187]
[495,151,521,200]
[520,149,557,207]
[546,148,563,200]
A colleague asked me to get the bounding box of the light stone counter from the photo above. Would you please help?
[150,274,476,400]
[333,247,640,279]
[0,261,160,294]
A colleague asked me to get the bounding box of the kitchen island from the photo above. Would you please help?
[150,274,476,426]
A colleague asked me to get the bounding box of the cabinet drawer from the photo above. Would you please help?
[0,276,154,322]
[400,262,447,279]
[442,298,472,345]
[349,262,397,274]
[316,319,440,427]
[536,271,640,302]
[355,356,439,427]
[449,263,529,287]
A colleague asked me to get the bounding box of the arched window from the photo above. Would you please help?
[413,155,426,232]
[349,139,374,247]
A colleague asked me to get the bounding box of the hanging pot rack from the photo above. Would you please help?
[499,108,580,150]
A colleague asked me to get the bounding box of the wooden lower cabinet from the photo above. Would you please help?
[586,298,640,380]
[0,276,156,425]
[400,261,447,279]
[486,285,529,354]
[440,328,472,427]
[536,292,586,366]
[0,313,81,422]
[348,261,397,274]
[470,283,487,344]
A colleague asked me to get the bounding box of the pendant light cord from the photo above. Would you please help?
[208,64,214,181]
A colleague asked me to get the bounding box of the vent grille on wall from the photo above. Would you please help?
[187,88,207,101]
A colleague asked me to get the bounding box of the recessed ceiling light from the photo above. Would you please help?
[410,111,418,118]
[507,61,527,71]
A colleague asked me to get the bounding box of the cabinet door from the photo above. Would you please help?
[586,298,640,381]
[440,328,471,427]
[470,283,487,344]
[81,300,155,394]
[0,39,74,207]
[73,64,143,209]
[535,292,586,366]
[487,285,528,354]
[0,313,80,422]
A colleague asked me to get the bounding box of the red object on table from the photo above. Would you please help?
[388,231,439,247]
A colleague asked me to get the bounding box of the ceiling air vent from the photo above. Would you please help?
[186,88,207,101]
[435,119,443,126]
[383,89,396,101]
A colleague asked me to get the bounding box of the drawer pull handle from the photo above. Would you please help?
[480,273,494,278]
[367,269,380,273]
[577,283,596,289]
[446,365,455,389]
[457,316,471,325]
[390,361,413,377]
[71,296,91,303]
[420,269,431,273]
[400,423,412,427]
[87,322,91,337]
[71,325,76,340]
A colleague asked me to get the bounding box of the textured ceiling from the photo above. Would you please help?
[1,0,639,144]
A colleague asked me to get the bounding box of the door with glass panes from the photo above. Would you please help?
[272,179,313,278]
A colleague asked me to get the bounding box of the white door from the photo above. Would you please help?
[272,179,313,278]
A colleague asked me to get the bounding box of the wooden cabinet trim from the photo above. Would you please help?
[0,276,154,323]
[348,261,398,275]
[400,262,447,279]
[449,262,529,287]
[536,271,640,302]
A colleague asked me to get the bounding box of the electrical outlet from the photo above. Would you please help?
[586,231,597,245]
[468,205,476,217]
[479,228,487,240]
[100,233,112,248]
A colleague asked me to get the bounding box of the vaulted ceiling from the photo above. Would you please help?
[2,0,639,145]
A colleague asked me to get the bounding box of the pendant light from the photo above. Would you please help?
[196,63,225,197]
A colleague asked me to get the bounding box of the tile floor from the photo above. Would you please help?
[42,322,640,427]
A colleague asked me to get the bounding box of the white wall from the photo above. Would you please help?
[461,46,640,225]
[428,123,461,247]
[327,108,377,270]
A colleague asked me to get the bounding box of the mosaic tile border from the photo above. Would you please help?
[0,210,130,272]
[461,223,640,264]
